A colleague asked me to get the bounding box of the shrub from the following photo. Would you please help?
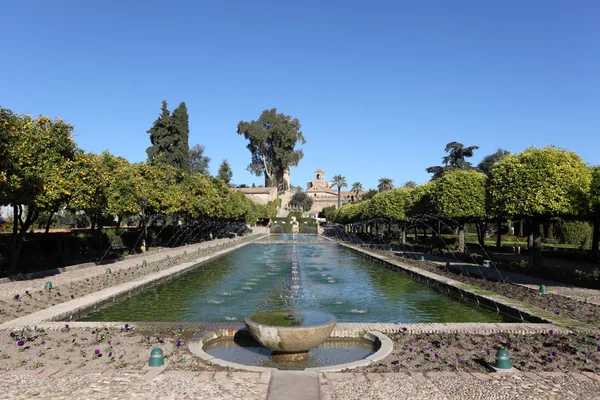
[556,220,592,250]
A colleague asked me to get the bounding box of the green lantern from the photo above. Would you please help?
[105,268,111,275]
[148,348,164,367]
[45,281,53,290]
[540,284,548,294]
[141,260,147,267]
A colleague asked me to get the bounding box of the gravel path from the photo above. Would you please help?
[323,372,600,400]
[2,370,600,399]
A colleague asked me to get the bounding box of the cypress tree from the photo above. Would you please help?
[171,102,190,171]
[146,100,171,165]
[146,100,190,171]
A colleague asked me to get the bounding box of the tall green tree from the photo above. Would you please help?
[377,177,394,192]
[0,109,77,273]
[488,147,591,266]
[403,180,417,189]
[146,101,190,171]
[237,108,305,191]
[351,182,363,201]
[331,174,347,208]
[427,141,479,180]
[217,159,233,185]
[189,144,211,175]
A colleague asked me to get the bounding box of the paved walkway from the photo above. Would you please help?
[1,369,600,399]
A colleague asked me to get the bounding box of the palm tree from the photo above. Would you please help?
[351,182,363,201]
[331,174,347,208]
[402,180,417,189]
[377,177,394,192]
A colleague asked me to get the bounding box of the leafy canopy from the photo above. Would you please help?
[237,108,305,189]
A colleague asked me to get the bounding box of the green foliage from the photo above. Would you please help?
[555,220,592,249]
[477,148,509,176]
[427,141,479,180]
[331,174,347,208]
[591,166,600,216]
[362,189,378,201]
[290,190,313,211]
[364,188,412,220]
[429,169,486,220]
[146,101,190,171]
[217,159,233,185]
[487,147,591,219]
[406,183,434,216]
[320,206,336,221]
[189,144,210,175]
[377,178,394,192]
[237,108,305,191]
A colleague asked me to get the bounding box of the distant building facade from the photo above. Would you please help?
[237,169,362,216]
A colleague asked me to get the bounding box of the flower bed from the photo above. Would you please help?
[355,329,600,374]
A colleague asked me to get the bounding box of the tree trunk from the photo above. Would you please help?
[337,188,341,209]
[496,219,502,249]
[591,218,599,263]
[45,209,56,234]
[457,222,465,253]
[527,232,534,249]
[532,219,543,267]
[9,205,38,274]
[116,215,122,229]
[401,225,406,244]
[475,222,485,247]
[414,226,418,242]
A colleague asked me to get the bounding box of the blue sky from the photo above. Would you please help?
[2,0,599,190]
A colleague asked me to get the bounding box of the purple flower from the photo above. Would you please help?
[104,328,108,331]
[124,324,129,330]
[14,294,20,300]
[17,340,24,346]
[41,340,45,345]
[549,330,554,335]
[547,357,553,363]
[56,292,61,296]
[25,291,29,295]
[65,324,69,330]
[552,351,557,356]
[486,349,490,355]
[176,339,181,347]
[409,348,413,353]
[456,355,461,361]
[9,332,15,338]
[597,346,600,352]
[94,349,100,355]
[108,352,112,357]
[426,333,430,337]
[434,353,439,359]
[402,327,407,332]
[391,360,399,365]
[34,326,37,331]
[505,341,511,348]
[91,330,96,334]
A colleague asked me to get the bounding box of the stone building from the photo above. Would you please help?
[237,169,361,215]
[305,170,361,214]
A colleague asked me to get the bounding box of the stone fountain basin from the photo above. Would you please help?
[244,310,337,353]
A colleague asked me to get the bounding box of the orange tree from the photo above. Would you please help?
[429,169,487,252]
[0,107,77,273]
[488,147,591,266]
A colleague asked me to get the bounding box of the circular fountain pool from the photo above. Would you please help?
[193,329,391,371]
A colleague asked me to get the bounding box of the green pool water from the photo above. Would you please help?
[78,237,509,323]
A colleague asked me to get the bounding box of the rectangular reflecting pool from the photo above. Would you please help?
[79,238,510,323]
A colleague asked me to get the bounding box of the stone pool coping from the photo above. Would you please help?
[187,328,394,373]
[0,236,266,330]
[337,242,589,329]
